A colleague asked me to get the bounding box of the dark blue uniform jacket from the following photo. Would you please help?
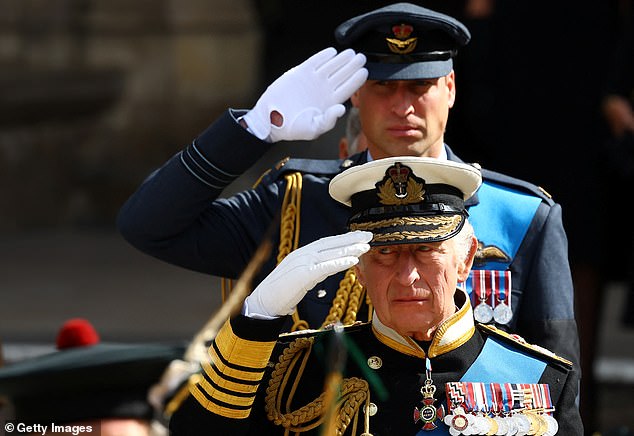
[117,109,580,387]
[168,292,582,435]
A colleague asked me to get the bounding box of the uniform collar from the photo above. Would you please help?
[363,147,448,163]
[446,145,480,207]
[371,288,476,359]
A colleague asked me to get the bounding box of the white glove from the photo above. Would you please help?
[244,231,372,319]
[242,47,368,142]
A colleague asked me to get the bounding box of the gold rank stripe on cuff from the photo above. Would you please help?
[190,319,277,419]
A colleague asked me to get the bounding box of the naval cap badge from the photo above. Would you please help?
[376,162,426,205]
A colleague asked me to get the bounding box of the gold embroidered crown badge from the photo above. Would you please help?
[376,162,426,205]
[386,23,418,54]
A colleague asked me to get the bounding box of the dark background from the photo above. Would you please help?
[1,0,633,434]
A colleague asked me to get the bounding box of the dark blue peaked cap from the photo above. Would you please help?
[335,2,471,80]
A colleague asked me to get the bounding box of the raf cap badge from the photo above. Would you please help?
[386,23,418,54]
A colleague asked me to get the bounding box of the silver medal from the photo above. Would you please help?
[542,414,558,436]
[493,302,513,325]
[514,414,531,436]
[504,416,518,436]
[494,416,508,435]
[474,303,494,323]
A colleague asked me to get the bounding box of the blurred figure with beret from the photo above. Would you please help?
[0,318,185,436]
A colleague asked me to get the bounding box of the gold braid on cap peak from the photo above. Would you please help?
[351,214,463,242]
[350,215,460,231]
[265,336,372,435]
[371,228,456,244]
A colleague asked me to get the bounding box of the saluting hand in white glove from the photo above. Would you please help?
[244,231,373,319]
[242,47,368,142]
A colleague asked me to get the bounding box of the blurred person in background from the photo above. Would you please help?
[338,107,369,159]
[0,318,185,436]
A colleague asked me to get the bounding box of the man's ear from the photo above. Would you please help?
[446,70,456,109]
[354,263,366,287]
[350,90,360,107]
[457,236,478,282]
[339,137,349,159]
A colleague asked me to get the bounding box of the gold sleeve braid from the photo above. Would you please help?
[189,318,276,419]
[264,337,371,436]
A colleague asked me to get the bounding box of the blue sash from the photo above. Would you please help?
[467,181,541,271]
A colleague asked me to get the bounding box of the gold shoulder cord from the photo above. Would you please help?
[222,171,372,330]
[278,173,310,331]
[264,173,374,434]
[279,172,372,330]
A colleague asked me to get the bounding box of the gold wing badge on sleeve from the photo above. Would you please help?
[474,242,510,267]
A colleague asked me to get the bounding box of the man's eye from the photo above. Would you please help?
[411,80,434,90]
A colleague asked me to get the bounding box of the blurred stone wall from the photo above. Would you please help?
[0,0,262,230]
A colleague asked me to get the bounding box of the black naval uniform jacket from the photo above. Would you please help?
[117,109,579,382]
[169,291,582,435]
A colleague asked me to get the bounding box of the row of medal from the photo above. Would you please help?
[460,270,513,325]
[444,382,558,436]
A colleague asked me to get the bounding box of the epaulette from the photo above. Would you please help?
[278,321,371,343]
[480,167,555,205]
[257,153,365,186]
[477,323,572,368]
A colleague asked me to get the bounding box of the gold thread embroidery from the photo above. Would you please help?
[214,319,276,369]
[265,337,370,435]
[191,319,275,417]
[350,215,462,243]
[386,36,418,54]
[377,178,425,205]
[190,383,252,419]
[351,215,459,231]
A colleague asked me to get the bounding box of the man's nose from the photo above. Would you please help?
[395,253,420,286]
[390,86,415,117]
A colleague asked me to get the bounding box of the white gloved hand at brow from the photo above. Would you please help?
[242,47,367,142]
[243,231,372,319]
